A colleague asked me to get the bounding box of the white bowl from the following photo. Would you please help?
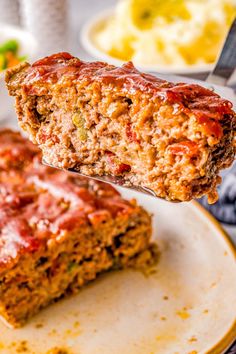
[0,24,38,121]
[80,9,214,75]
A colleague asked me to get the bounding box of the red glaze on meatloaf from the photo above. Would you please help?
[6,53,236,203]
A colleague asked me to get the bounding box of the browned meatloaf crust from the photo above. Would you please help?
[0,129,155,328]
[5,52,236,203]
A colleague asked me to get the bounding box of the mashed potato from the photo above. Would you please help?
[94,0,236,68]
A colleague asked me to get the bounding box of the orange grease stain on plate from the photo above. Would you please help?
[160,316,167,321]
[73,321,80,328]
[210,281,217,288]
[35,322,44,328]
[46,347,72,354]
[176,309,191,319]
[48,328,58,336]
[188,336,197,342]
[156,334,177,341]
[63,321,81,338]
[14,340,30,353]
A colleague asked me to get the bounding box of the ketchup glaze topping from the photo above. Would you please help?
[0,130,135,268]
[22,53,235,140]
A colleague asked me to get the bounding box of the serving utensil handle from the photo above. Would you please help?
[206,18,236,87]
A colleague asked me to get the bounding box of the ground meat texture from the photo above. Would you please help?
[5,52,236,203]
[0,129,156,328]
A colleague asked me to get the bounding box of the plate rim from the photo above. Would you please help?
[80,8,214,74]
[192,201,236,354]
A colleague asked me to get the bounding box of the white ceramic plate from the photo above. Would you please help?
[0,190,235,354]
[80,10,214,75]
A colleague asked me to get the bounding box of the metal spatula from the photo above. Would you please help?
[206,18,236,87]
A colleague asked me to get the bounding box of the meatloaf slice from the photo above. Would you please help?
[0,129,155,328]
[5,52,236,203]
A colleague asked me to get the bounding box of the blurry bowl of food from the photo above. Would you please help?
[81,0,236,74]
[0,24,37,121]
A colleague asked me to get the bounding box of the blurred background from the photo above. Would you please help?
[0,0,235,240]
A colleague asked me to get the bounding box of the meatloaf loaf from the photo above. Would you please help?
[0,129,155,328]
[5,52,236,203]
